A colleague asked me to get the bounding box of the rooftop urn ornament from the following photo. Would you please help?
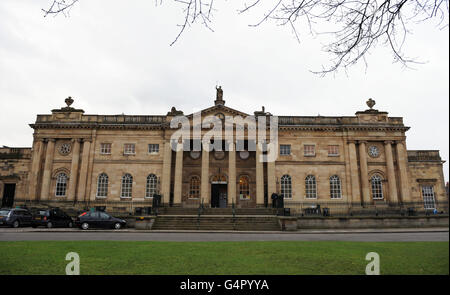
[65,96,74,107]
[366,98,376,109]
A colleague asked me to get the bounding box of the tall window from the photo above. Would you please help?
[148,144,159,154]
[371,175,384,199]
[305,175,317,199]
[121,173,133,198]
[100,143,112,154]
[281,175,292,199]
[146,174,158,198]
[55,173,68,197]
[124,144,135,155]
[304,145,316,156]
[189,176,200,199]
[422,186,436,209]
[96,173,108,198]
[280,145,291,156]
[330,175,342,199]
[328,145,339,156]
[239,176,250,200]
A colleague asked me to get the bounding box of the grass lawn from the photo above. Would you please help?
[0,241,448,275]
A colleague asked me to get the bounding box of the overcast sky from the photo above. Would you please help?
[0,0,448,181]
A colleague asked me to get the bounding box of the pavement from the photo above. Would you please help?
[0,227,448,241]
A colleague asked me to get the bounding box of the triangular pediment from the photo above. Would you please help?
[186,104,250,119]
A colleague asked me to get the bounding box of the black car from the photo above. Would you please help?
[32,208,74,228]
[75,211,126,230]
[0,208,33,228]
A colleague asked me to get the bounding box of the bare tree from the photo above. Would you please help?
[43,0,449,74]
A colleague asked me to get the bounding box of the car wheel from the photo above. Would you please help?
[114,223,121,230]
[68,222,73,228]
[47,222,53,228]
[81,222,89,230]
[12,220,20,228]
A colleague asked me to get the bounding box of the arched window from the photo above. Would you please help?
[121,173,133,198]
[96,173,108,198]
[371,175,384,199]
[330,175,342,199]
[146,174,158,198]
[305,175,317,199]
[281,175,292,199]
[55,173,68,197]
[239,176,250,200]
[189,176,200,199]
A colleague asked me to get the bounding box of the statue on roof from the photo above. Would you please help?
[214,86,225,106]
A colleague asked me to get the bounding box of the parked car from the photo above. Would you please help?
[0,208,33,228]
[75,211,126,230]
[31,208,74,228]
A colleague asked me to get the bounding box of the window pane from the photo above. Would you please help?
[304,145,315,156]
[305,175,317,198]
[281,175,292,199]
[55,173,67,197]
[422,186,436,209]
[146,174,158,198]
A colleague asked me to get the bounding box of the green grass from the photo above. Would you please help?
[0,241,448,275]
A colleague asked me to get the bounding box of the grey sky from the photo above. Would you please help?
[0,0,448,181]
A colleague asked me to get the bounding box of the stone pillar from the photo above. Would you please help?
[384,141,399,204]
[201,145,210,203]
[77,139,92,202]
[227,142,236,205]
[358,141,371,205]
[348,141,361,204]
[396,141,411,203]
[29,138,44,200]
[173,141,184,206]
[40,139,55,200]
[267,143,276,199]
[255,142,264,206]
[67,138,81,201]
[161,141,172,205]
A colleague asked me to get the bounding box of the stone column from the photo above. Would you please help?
[348,141,361,204]
[384,141,399,204]
[40,139,55,200]
[358,141,370,205]
[267,142,276,199]
[77,139,92,202]
[227,142,236,205]
[29,138,44,201]
[161,141,172,205]
[396,141,411,203]
[201,144,210,203]
[67,138,81,201]
[173,141,184,206]
[255,142,264,206]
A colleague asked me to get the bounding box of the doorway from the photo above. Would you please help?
[1,183,16,208]
[211,184,227,208]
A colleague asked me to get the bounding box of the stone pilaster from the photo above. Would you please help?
[67,138,81,201]
[255,142,264,206]
[358,141,371,205]
[227,142,236,205]
[40,138,55,200]
[396,141,411,203]
[201,145,210,203]
[77,139,91,202]
[384,141,399,204]
[161,141,172,205]
[29,138,44,201]
[347,140,361,204]
[173,142,184,206]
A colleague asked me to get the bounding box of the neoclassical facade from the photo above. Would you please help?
[0,89,447,214]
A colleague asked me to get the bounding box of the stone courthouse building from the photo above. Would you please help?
[0,88,447,215]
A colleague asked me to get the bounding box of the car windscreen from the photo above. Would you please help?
[0,210,10,216]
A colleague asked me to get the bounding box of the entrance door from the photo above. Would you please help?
[1,183,16,208]
[211,184,227,208]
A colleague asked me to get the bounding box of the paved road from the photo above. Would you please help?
[0,230,448,242]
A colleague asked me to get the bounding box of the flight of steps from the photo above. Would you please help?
[151,215,280,231]
[159,207,277,216]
